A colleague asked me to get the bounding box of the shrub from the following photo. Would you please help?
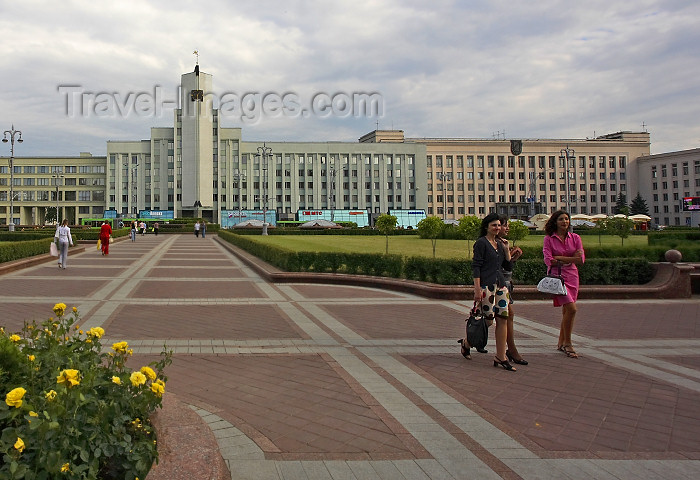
[0,305,171,480]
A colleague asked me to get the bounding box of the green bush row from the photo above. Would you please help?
[515,244,700,262]
[218,231,655,286]
[0,239,55,263]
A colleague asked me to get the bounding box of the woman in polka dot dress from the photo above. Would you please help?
[459,213,515,371]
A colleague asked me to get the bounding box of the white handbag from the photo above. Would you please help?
[537,266,567,296]
[49,242,59,257]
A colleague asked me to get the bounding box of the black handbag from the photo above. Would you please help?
[466,302,489,351]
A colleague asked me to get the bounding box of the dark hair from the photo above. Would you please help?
[480,212,501,237]
[498,214,509,225]
[544,210,569,235]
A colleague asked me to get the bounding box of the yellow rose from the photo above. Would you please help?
[112,376,121,385]
[5,387,27,408]
[151,382,165,397]
[10,334,21,342]
[53,303,67,317]
[112,341,129,354]
[130,372,147,387]
[45,390,57,401]
[61,463,70,472]
[140,366,156,381]
[57,369,81,387]
[14,437,25,453]
[88,327,105,339]
[27,355,35,362]
[72,306,78,313]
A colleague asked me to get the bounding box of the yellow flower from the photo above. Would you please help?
[10,334,21,342]
[130,372,147,387]
[57,369,81,387]
[14,437,25,453]
[88,327,105,339]
[112,341,129,354]
[45,390,57,401]
[53,303,67,317]
[112,376,121,385]
[61,463,70,472]
[29,411,38,417]
[151,382,165,397]
[127,349,133,356]
[5,387,27,408]
[140,366,156,381]
[72,306,77,313]
[28,355,35,362]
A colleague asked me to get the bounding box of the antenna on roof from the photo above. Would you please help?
[641,121,647,132]
[193,50,199,65]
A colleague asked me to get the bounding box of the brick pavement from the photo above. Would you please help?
[1,234,700,479]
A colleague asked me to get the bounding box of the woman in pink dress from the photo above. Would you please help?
[542,211,585,358]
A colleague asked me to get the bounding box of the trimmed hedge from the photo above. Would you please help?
[218,231,656,286]
[0,238,55,263]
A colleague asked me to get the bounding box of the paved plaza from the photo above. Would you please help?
[2,234,700,479]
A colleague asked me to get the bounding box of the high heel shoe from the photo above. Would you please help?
[506,350,528,365]
[493,357,516,371]
[457,339,471,359]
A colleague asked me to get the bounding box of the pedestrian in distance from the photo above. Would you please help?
[140,221,146,236]
[153,222,159,236]
[459,213,515,371]
[54,219,74,269]
[194,221,200,237]
[99,220,112,256]
[498,215,527,366]
[201,220,206,238]
[130,221,137,242]
[543,210,585,358]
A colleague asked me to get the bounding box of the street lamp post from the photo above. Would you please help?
[3,125,23,231]
[232,169,246,227]
[255,144,272,235]
[52,173,64,224]
[436,172,452,220]
[124,163,139,216]
[328,164,337,223]
[560,146,575,214]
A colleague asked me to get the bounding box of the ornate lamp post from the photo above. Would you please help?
[52,173,64,224]
[232,169,246,227]
[3,125,23,231]
[436,171,452,220]
[255,144,272,235]
[560,146,575,214]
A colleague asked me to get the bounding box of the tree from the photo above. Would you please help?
[506,220,530,245]
[614,193,628,215]
[630,193,649,215]
[601,216,635,245]
[375,214,398,254]
[457,215,480,253]
[417,216,444,258]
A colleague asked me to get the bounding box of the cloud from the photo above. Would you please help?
[1,0,698,156]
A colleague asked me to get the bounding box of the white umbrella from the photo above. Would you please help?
[571,214,591,220]
[629,214,651,221]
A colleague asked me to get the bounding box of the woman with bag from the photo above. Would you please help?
[54,219,74,269]
[498,216,527,366]
[459,213,515,371]
[543,210,585,358]
[99,221,112,255]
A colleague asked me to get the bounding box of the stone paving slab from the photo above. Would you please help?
[2,234,700,480]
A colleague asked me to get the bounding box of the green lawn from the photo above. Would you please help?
[245,234,648,259]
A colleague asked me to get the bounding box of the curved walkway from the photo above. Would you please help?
[1,234,700,480]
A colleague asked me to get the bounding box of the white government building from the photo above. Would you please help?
[2,66,699,228]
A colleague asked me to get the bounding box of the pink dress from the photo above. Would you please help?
[542,232,585,306]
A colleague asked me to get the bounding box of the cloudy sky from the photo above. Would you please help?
[1,0,699,156]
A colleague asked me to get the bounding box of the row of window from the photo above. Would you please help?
[429,194,624,204]
[429,171,625,181]
[0,191,104,201]
[0,165,105,174]
[652,179,700,190]
[428,155,627,169]
[0,177,105,186]
[428,205,619,216]
[427,183,626,193]
[650,161,700,177]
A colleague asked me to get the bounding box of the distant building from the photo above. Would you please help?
[7,65,696,228]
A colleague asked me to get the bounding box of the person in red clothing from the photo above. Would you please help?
[99,221,112,255]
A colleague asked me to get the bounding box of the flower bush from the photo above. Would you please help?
[0,304,171,480]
